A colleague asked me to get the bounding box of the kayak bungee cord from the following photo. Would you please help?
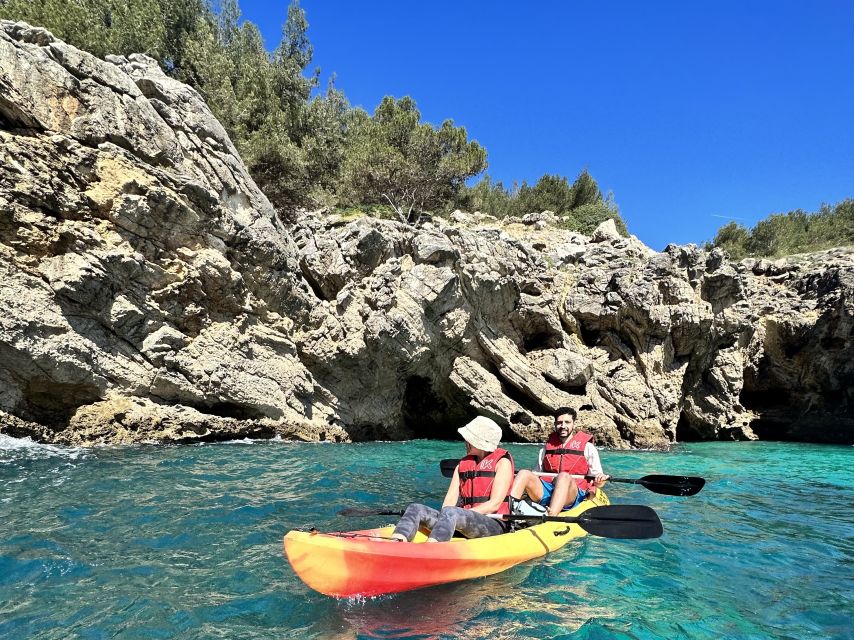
[296,525,401,541]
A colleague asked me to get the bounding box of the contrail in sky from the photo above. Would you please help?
[710,214,748,221]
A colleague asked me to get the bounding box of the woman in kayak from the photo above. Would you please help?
[391,416,514,542]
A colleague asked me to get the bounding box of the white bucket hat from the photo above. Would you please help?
[457,416,502,451]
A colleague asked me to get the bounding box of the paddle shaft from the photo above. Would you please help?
[532,471,662,484]
[438,459,705,496]
[339,504,663,539]
[532,471,663,483]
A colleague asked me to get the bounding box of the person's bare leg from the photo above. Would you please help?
[548,472,579,516]
[510,470,545,502]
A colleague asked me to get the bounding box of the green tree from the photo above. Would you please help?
[516,174,574,215]
[301,80,350,208]
[339,96,487,223]
[511,169,604,217]
[569,169,602,208]
[561,200,628,236]
[160,0,209,75]
[196,0,323,211]
[812,199,854,247]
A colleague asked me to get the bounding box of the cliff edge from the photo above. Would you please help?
[2,23,851,446]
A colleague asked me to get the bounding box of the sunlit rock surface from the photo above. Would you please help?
[2,22,851,446]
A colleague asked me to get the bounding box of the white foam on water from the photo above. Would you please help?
[0,434,85,460]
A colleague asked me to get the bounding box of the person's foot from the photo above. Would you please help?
[512,497,547,516]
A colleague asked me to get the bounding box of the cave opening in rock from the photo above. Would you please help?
[547,378,587,395]
[675,412,704,442]
[740,389,788,412]
[741,387,853,443]
[22,378,104,425]
[739,388,795,440]
[204,401,268,421]
[578,325,602,348]
[401,376,476,440]
[522,330,561,353]
[747,417,797,441]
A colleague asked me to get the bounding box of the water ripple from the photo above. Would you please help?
[0,438,851,639]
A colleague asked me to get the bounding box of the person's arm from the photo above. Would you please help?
[471,457,513,514]
[441,466,461,508]
[585,443,608,489]
[535,447,545,472]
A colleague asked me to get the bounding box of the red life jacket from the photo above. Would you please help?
[458,448,515,515]
[541,431,592,491]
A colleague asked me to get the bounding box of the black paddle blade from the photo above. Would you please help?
[338,508,404,517]
[576,504,663,539]
[635,474,705,497]
[501,505,663,539]
[439,458,457,478]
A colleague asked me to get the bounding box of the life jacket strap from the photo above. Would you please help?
[459,470,497,481]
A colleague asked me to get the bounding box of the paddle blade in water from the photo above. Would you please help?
[577,504,663,539]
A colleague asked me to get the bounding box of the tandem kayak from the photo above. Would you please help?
[284,491,610,598]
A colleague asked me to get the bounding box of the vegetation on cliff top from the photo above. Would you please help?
[709,199,854,259]
[2,1,849,251]
[0,0,625,233]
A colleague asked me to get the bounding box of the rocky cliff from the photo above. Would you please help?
[2,22,852,446]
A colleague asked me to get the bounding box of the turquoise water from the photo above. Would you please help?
[1,436,852,639]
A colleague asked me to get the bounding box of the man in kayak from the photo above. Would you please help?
[390,415,515,542]
[509,407,608,517]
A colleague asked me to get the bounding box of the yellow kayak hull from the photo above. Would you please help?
[284,491,609,597]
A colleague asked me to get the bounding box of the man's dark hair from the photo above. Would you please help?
[553,407,577,420]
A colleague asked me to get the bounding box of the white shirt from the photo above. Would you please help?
[535,441,603,477]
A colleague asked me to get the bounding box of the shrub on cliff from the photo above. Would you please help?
[558,199,628,236]
[711,199,854,258]
[459,169,628,235]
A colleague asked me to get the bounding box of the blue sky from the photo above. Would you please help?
[237,1,853,250]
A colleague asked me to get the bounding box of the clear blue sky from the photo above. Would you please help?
[237,1,853,250]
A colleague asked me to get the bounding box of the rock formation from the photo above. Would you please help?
[0,21,337,444]
[1,22,851,446]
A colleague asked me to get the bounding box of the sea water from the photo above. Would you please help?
[0,435,851,639]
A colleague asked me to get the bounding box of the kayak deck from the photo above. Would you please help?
[284,491,609,597]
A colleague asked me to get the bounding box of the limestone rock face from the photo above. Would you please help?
[289,209,853,446]
[1,23,851,446]
[0,21,328,445]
